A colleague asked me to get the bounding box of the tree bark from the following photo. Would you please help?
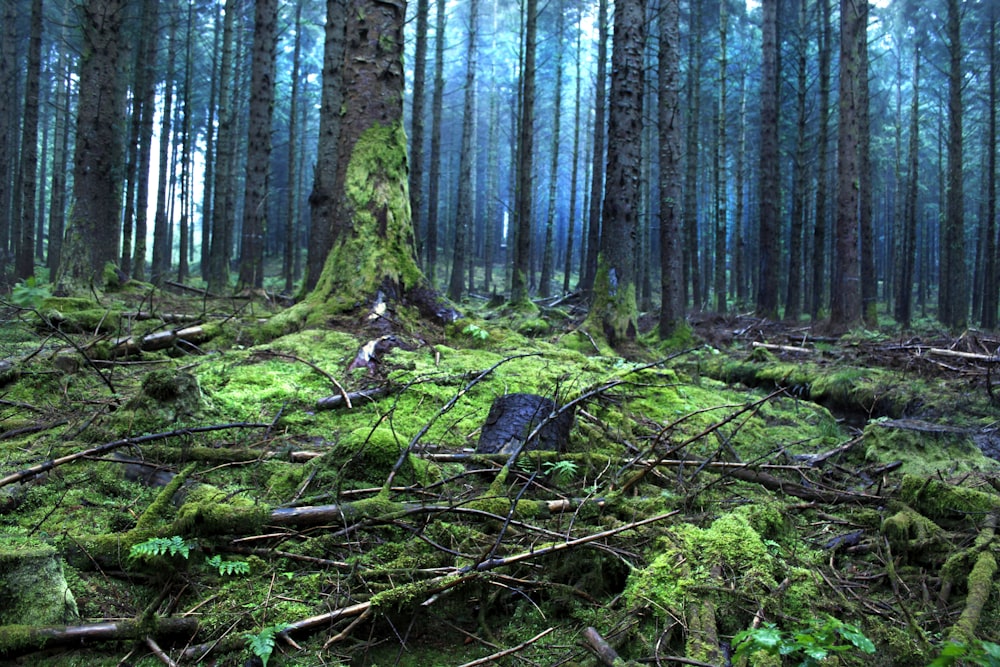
[60,0,128,288]
[510,0,538,305]
[14,0,43,281]
[658,0,684,337]
[580,0,608,296]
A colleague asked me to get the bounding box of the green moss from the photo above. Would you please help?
[863,421,999,476]
[0,537,79,626]
[898,475,1000,521]
[172,484,269,537]
[306,122,423,314]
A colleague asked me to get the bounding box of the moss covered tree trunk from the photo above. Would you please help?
[306,0,423,310]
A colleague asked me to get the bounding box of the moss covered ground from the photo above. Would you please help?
[1,289,1000,666]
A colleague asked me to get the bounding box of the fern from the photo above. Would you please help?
[130,535,191,560]
[246,623,292,667]
[543,459,579,485]
[462,323,490,341]
[207,554,251,576]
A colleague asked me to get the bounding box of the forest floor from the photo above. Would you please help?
[1,280,1000,667]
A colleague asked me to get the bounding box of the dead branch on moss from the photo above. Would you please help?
[0,616,198,658]
[0,422,268,488]
[109,324,214,357]
[456,626,555,667]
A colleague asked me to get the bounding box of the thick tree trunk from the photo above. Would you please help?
[238,0,278,290]
[424,0,446,287]
[307,0,423,310]
[830,0,865,329]
[941,0,966,328]
[983,17,998,329]
[683,0,703,308]
[60,0,127,289]
[785,0,808,322]
[14,0,42,281]
[811,0,832,320]
[712,0,728,314]
[589,0,644,345]
[510,0,538,305]
[756,0,780,319]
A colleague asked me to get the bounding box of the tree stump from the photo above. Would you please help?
[475,393,573,455]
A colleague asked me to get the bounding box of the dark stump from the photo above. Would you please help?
[475,393,573,455]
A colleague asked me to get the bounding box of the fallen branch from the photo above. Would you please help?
[0,616,198,658]
[751,341,812,354]
[0,422,268,489]
[109,324,213,356]
[456,627,555,667]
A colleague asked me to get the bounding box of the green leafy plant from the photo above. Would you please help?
[10,277,51,309]
[246,623,292,667]
[461,323,490,341]
[731,617,875,667]
[930,639,1000,666]
[543,459,579,485]
[130,535,191,560]
[207,554,251,576]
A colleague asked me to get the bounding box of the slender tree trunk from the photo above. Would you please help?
[151,17,177,285]
[177,0,195,284]
[409,0,430,269]
[483,4,500,294]
[811,0,832,320]
[683,0,703,308]
[858,2,876,327]
[756,0,780,319]
[712,0,727,313]
[47,23,71,279]
[733,67,747,306]
[659,0,684,337]
[785,0,808,321]
[538,0,564,299]
[207,0,238,293]
[895,49,920,327]
[563,16,584,295]
[283,0,304,294]
[0,0,17,274]
[510,0,537,305]
[942,0,965,328]
[983,16,998,329]
[424,0,446,287]
[448,0,479,301]
[589,0,644,344]
[830,0,865,329]
[581,0,608,296]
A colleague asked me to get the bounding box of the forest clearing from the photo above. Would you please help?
[1,283,1000,667]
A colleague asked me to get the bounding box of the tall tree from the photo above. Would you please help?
[510,0,537,305]
[283,0,305,294]
[830,0,865,329]
[538,0,564,299]
[424,0,446,287]
[47,12,72,279]
[940,0,965,328]
[150,16,177,285]
[756,0,780,318]
[563,13,584,295]
[304,0,424,310]
[589,0,644,344]
[895,45,920,327]
[238,0,278,289]
[0,0,18,274]
[858,0,876,327]
[448,0,479,301]
[305,0,346,291]
[659,0,684,337]
[580,0,608,295]
[982,12,998,329]
[60,0,128,287]
[683,0,703,307]
[712,0,728,314]
[810,0,833,320]
[15,0,43,280]
[409,0,430,270]
[785,0,808,321]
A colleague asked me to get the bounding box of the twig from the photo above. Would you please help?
[145,636,178,667]
[455,627,555,667]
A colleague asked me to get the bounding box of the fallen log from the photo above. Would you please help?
[0,616,198,658]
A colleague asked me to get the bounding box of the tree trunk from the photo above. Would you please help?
[150,16,177,286]
[811,0,832,320]
[538,0,564,299]
[942,0,966,329]
[896,48,920,328]
[733,67,747,307]
[563,16,584,295]
[59,0,127,289]
[756,0,780,319]
[14,0,43,281]
[830,0,865,330]
[0,0,17,276]
[47,15,72,280]
[658,0,684,337]
[983,15,998,329]
[712,0,728,314]
[237,0,278,290]
[448,0,480,301]
[785,0,808,322]
[589,0,644,345]
[424,0,446,287]
[305,0,346,292]
[510,0,537,306]
[177,1,195,284]
[306,0,423,310]
[206,0,238,294]
[683,0,703,308]
[409,0,430,272]
[580,0,608,296]
[282,0,304,294]
[859,3,876,327]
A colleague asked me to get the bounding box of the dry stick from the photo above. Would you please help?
[455,627,555,667]
[0,422,269,488]
[383,352,543,490]
[145,636,178,667]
